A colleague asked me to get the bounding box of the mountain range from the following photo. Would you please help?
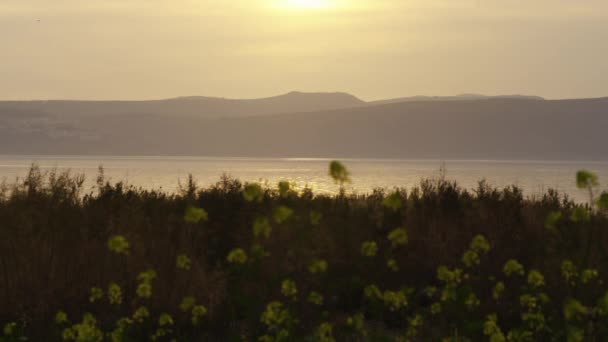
[0,92,606,160]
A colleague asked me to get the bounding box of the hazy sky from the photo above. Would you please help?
[1,0,607,100]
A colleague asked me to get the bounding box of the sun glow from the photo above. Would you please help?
[284,0,330,9]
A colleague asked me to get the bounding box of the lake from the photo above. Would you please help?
[0,155,607,202]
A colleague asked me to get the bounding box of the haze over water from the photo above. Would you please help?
[1,156,606,203]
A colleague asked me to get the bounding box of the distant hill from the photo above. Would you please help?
[0,93,607,160]
[0,91,365,119]
[368,94,545,105]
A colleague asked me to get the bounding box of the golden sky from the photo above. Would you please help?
[1,0,607,100]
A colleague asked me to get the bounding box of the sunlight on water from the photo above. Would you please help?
[0,156,607,202]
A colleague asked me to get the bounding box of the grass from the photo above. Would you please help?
[0,163,607,341]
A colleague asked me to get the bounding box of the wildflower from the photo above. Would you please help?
[470,235,490,255]
[406,315,423,339]
[273,206,294,224]
[364,284,383,300]
[360,241,378,257]
[563,298,588,321]
[89,287,104,303]
[70,313,103,342]
[308,259,328,274]
[180,296,196,312]
[431,302,442,315]
[527,270,545,288]
[278,181,290,198]
[598,192,608,210]
[158,313,174,327]
[308,291,324,306]
[382,290,408,311]
[462,250,480,268]
[315,322,335,342]
[184,206,208,223]
[329,161,351,185]
[55,311,68,325]
[561,260,578,285]
[544,211,562,230]
[253,217,272,238]
[243,183,264,202]
[493,282,505,301]
[176,254,192,270]
[503,259,525,277]
[581,269,599,284]
[251,244,270,259]
[437,266,463,285]
[281,279,297,298]
[346,313,366,335]
[227,248,248,264]
[387,227,408,247]
[576,170,599,189]
[107,235,129,254]
[465,293,480,310]
[133,307,150,323]
[520,294,539,310]
[597,291,608,316]
[110,318,131,342]
[62,327,75,340]
[191,305,207,325]
[137,269,157,283]
[383,192,402,211]
[483,314,506,342]
[570,207,590,222]
[108,283,123,305]
[387,258,399,272]
[310,211,322,226]
[260,301,290,328]
[136,282,152,298]
[3,322,16,336]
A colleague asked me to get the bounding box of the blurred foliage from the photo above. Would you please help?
[0,164,607,340]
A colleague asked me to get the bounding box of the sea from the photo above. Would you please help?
[0,155,607,203]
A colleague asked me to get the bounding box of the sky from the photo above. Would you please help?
[1,0,607,101]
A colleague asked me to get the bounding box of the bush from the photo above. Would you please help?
[0,165,607,340]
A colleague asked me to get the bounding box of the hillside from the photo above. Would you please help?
[0,91,365,119]
[0,95,607,160]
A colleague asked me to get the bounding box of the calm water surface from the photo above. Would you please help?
[1,156,607,202]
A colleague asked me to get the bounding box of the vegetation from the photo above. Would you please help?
[1,163,608,341]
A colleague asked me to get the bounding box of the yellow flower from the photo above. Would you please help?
[281,279,297,298]
[176,254,192,270]
[107,235,129,254]
[108,283,123,305]
[360,241,378,257]
[227,248,248,264]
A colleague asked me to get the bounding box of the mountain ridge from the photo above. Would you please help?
[1,95,606,160]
